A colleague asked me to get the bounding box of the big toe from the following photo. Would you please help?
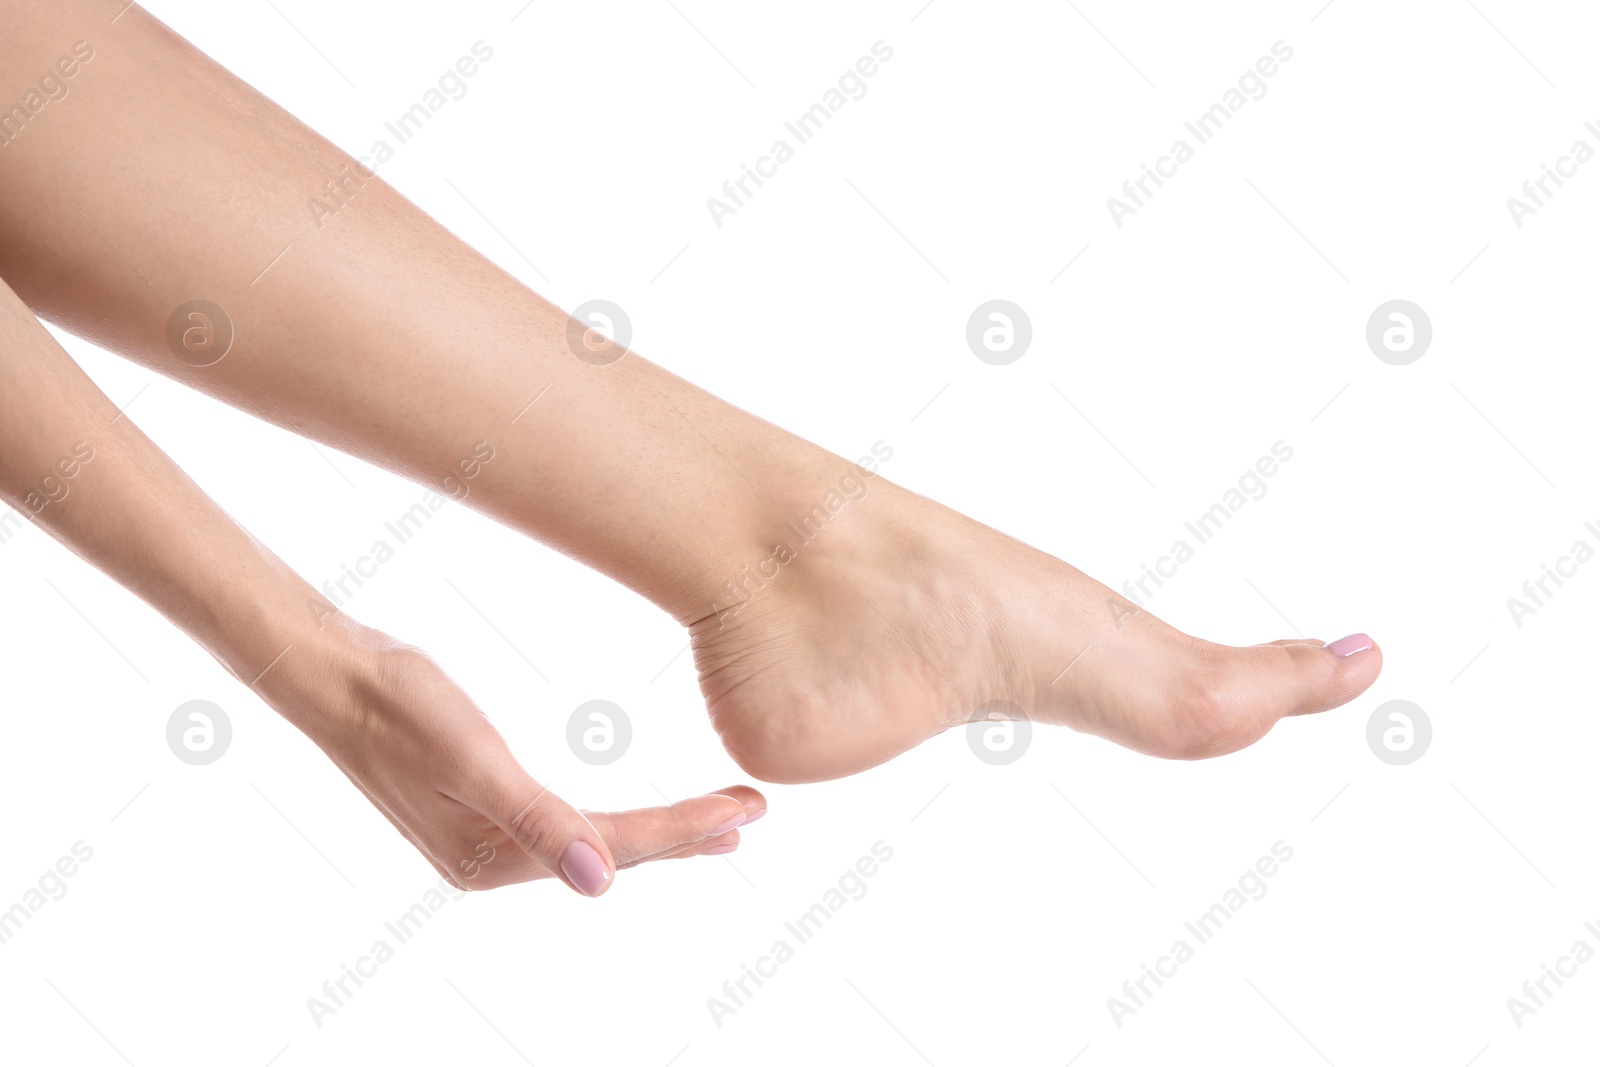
[1178,633,1382,758]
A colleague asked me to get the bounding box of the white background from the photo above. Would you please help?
[2,1,1597,1063]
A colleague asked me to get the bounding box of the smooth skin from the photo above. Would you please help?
[0,269,763,895]
[0,1,1379,856]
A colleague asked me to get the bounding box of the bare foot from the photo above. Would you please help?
[690,486,1380,783]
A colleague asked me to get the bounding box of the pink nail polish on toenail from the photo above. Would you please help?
[704,843,739,855]
[1325,633,1373,657]
[708,814,746,836]
[560,841,612,897]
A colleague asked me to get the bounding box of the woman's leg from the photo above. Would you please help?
[0,265,763,895]
[0,1,1381,781]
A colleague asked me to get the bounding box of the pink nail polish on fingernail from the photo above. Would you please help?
[704,843,739,855]
[742,809,766,825]
[708,814,746,836]
[1325,633,1373,658]
[560,841,612,897]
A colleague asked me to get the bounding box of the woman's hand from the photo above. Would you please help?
[263,620,764,896]
[0,270,762,898]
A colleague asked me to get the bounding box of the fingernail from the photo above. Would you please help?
[704,842,739,855]
[560,841,612,897]
[1325,633,1373,658]
[707,813,746,837]
[742,808,766,825]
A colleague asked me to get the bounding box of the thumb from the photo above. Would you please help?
[470,763,617,897]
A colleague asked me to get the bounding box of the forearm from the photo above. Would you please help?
[0,0,902,625]
[0,276,350,705]
[0,283,765,897]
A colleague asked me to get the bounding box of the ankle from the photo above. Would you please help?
[685,461,939,632]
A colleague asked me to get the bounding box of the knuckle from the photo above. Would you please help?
[508,794,564,855]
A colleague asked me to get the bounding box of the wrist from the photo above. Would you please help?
[242,605,389,745]
[193,554,385,737]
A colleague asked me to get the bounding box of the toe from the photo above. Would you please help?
[1276,633,1383,716]
[1174,634,1382,758]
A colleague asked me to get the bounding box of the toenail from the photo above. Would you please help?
[1325,633,1373,657]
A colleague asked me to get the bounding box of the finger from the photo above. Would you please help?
[682,826,742,858]
[585,792,753,869]
[459,764,618,898]
[707,784,767,822]
[616,827,745,870]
